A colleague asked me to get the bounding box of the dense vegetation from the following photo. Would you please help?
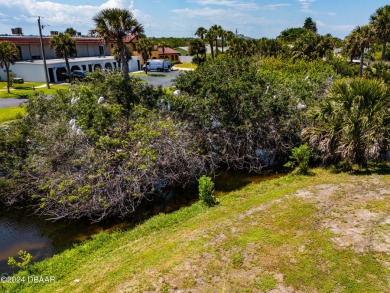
[0,6,389,222]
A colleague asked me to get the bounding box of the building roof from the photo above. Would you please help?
[123,34,139,43]
[158,47,179,55]
[0,36,104,45]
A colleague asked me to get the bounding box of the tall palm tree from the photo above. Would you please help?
[356,25,374,76]
[137,38,154,65]
[93,8,144,79]
[346,25,374,76]
[205,29,215,59]
[370,5,390,60]
[195,27,207,40]
[158,40,168,59]
[0,41,20,93]
[210,25,222,57]
[50,32,77,82]
[189,39,206,64]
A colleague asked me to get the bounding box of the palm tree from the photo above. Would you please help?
[303,78,389,168]
[195,27,207,40]
[64,27,77,37]
[210,25,222,57]
[50,32,77,82]
[355,25,374,76]
[137,38,154,67]
[93,8,144,79]
[205,29,215,59]
[189,39,206,64]
[370,5,390,60]
[0,41,20,93]
[158,40,168,59]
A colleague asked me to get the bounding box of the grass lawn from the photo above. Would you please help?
[0,106,26,123]
[130,73,168,77]
[2,166,389,292]
[0,82,69,99]
[175,63,198,69]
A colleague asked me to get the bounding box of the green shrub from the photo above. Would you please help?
[284,144,311,174]
[8,250,32,270]
[198,175,216,206]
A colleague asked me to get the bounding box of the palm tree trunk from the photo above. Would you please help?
[65,56,72,82]
[382,41,387,61]
[210,42,214,58]
[221,37,224,53]
[215,39,218,57]
[359,50,364,77]
[6,64,10,94]
[122,55,129,79]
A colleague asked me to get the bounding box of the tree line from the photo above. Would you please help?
[0,6,388,222]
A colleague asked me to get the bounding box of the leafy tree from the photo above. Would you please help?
[64,27,77,37]
[173,57,328,170]
[303,17,318,33]
[303,78,389,168]
[93,8,144,79]
[278,27,308,43]
[226,37,257,59]
[50,32,77,82]
[0,72,207,221]
[0,41,19,93]
[370,5,390,60]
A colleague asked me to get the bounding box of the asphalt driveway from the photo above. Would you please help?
[134,70,182,88]
[0,97,28,108]
[0,70,187,109]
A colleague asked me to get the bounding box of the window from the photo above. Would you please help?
[99,45,105,56]
[16,46,22,60]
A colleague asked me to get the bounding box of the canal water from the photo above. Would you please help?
[0,172,283,274]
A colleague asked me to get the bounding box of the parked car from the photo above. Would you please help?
[62,70,87,82]
[143,60,171,72]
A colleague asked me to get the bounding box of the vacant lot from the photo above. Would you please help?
[2,167,389,292]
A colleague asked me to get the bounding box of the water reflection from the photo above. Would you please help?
[0,171,283,274]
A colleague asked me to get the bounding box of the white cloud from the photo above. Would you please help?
[192,0,260,10]
[316,20,355,32]
[264,4,291,10]
[297,0,316,13]
[0,0,136,35]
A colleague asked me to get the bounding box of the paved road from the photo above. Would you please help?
[0,70,188,108]
[0,97,28,108]
[134,70,183,88]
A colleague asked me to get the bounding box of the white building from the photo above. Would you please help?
[0,35,141,82]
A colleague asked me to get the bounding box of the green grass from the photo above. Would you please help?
[130,73,168,77]
[0,106,26,123]
[174,63,198,69]
[1,167,389,292]
[0,83,69,99]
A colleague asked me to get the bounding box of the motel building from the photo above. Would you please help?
[0,31,141,83]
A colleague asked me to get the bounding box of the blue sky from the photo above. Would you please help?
[0,0,388,39]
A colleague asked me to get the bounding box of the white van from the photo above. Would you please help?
[143,59,171,72]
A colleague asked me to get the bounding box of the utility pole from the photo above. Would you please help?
[38,16,50,89]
